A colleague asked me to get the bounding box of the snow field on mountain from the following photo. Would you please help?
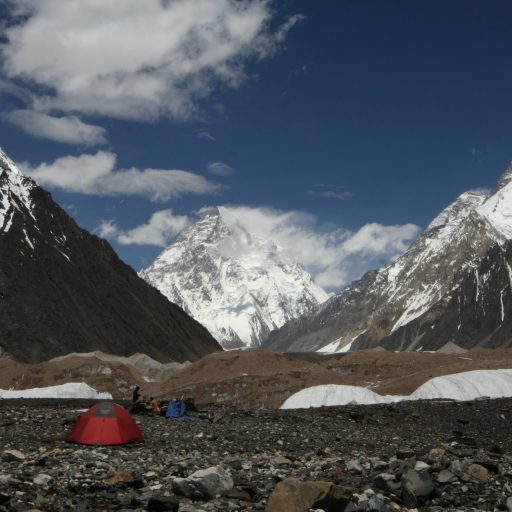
[141,207,328,348]
[280,368,512,409]
[0,148,36,232]
[478,179,512,239]
[0,383,112,399]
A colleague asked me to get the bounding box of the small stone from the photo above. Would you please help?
[427,448,446,463]
[437,470,457,483]
[397,448,415,459]
[147,495,179,512]
[414,461,430,471]
[226,488,252,502]
[104,472,134,486]
[2,450,25,462]
[371,459,389,472]
[273,456,291,466]
[33,473,53,486]
[367,494,389,512]
[346,459,364,474]
[506,496,512,512]
[464,463,488,482]
[374,473,397,493]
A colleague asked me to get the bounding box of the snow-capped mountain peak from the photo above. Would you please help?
[265,161,512,353]
[140,207,328,349]
[426,190,486,232]
[0,147,36,234]
[477,167,512,240]
[0,148,23,176]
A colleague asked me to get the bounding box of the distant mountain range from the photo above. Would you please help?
[264,163,512,352]
[140,207,328,349]
[0,148,221,363]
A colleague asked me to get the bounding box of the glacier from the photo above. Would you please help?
[281,368,512,408]
[0,383,112,400]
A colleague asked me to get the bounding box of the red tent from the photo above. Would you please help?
[66,402,144,445]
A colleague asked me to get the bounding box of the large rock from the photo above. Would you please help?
[401,468,437,508]
[266,478,352,512]
[173,466,233,500]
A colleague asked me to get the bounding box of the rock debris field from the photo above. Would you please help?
[0,398,512,512]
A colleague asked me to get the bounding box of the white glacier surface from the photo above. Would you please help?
[0,383,112,399]
[281,369,512,409]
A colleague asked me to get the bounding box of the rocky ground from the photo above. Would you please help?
[0,398,512,512]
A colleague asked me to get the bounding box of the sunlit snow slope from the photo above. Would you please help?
[140,207,328,349]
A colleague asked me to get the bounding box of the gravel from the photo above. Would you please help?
[0,397,511,511]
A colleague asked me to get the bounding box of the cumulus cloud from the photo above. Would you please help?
[5,109,107,145]
[217,206,420,289]
[1,0,303,121]
[20,151,221,201]
[97,209,190,246]
[207,161,234,176]
[111,204,421,290]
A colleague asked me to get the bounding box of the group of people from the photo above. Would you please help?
[131,386,162,415]
[131,385,197,417]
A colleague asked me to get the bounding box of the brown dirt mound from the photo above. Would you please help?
[0,355,144,399]
[144,348,512,408]
[3,348,512,408]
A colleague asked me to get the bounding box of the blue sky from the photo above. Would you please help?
[1,0,512,291]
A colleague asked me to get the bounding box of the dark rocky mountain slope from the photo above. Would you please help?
[0,148,221,363]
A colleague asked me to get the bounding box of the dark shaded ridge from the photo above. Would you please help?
[0,171,221,363]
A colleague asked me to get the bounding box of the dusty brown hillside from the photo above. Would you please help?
[144,348,512,408]
[0,355,144,398]
[2,348,512,408]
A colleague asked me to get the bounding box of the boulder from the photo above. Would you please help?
[266,478,352,512]
[147,495,179,512]
[401,468,437,508]
[464,463,488,482]
[174,466,233,500]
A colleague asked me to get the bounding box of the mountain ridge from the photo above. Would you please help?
[0,147,221,363]
[264,163,512,353]
[140,206,328,348]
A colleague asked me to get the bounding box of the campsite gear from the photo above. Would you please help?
[165,399,195,422]
[66,401,144,445]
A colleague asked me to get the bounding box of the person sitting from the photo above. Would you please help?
[149,397,161,415]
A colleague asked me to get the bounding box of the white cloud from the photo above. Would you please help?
[217,205,421,289]
[2,0,303,121]
[197,130,216,142]
[5,109,107,145]
[207,161,234,176]
[307,184,351,200]
[97,209,190,246]
[20,151,221,201]
[113,204,421,289]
